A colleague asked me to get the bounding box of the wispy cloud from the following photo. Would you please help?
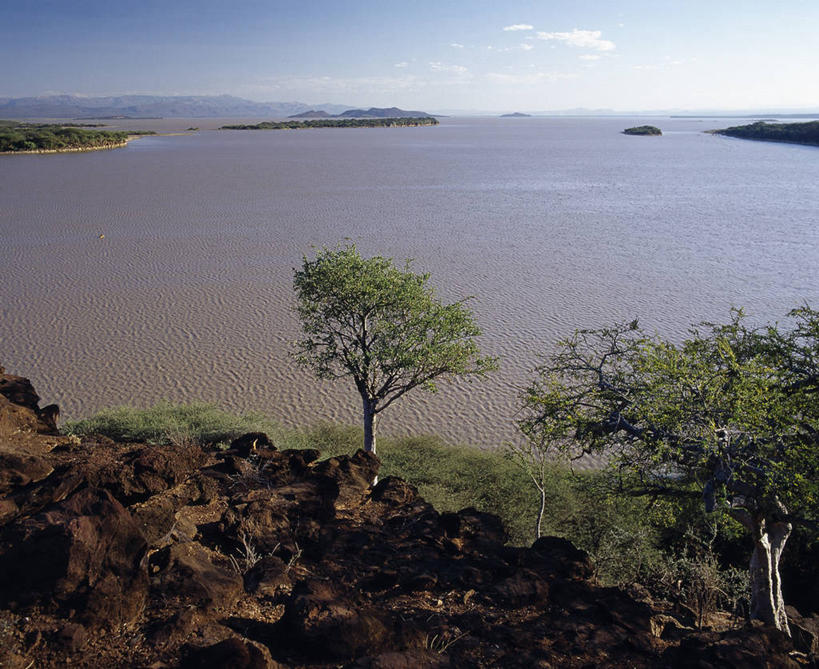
[536,29,615,51]
[486,71,576,85]
[450,42,465,48]
[394,61,409,68]
[429,62,469,74]
[578,54,600,61]
[633,57,694,71]
[520,43,534,51]
[503,24,533,32]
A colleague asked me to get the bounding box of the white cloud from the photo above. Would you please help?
[394,61,409,68]
[578,54,600,61]
[450,42,465,48]
[521,43,534,51]
[429,62,468,74]
[486,71,577,85]
[503,24,533,31]
[536,29,616,51]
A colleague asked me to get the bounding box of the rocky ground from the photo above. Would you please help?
[0,366,816,667]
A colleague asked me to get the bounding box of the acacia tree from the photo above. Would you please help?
[519,309,819,634]
[293,245,497,456]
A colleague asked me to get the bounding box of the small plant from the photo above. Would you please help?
[228,531,265,575]
[424,629,468,654]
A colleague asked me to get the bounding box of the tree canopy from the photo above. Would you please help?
[519,307,819,633]
[293,244,497,455]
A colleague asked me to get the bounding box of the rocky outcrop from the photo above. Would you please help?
[0,368,808,667]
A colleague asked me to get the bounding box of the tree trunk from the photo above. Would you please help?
[362,397,378,484]
[535,485,546,539]
[748,516,792,635]
[362,397,377,455]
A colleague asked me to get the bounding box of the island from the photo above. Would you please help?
[221,117,439,130]
[287,106,434,119]
[622,125,662,136]
[0,121,155,154]
[711,120,819,147]
[501,112,532,118]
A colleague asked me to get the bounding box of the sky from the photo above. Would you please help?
[2,0,818,112]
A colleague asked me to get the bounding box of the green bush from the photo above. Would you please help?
[63,401,284,447]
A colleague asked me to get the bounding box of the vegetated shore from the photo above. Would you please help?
[221,117,439,130]
[1,366,814,667]
[710,120,819,147]
[0,135,142,155]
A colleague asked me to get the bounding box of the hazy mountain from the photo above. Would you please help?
[336,107,433,118]
[287,110,334,119]
[0,95,352,119]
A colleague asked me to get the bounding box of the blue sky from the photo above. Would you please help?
[2,0,818,111]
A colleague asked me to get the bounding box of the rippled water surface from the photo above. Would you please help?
[2,117,818,446]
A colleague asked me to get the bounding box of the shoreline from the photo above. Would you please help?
[0,134,146,156]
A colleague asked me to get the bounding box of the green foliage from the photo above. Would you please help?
[293,244,496,452]
[221,117,438,130]
[520,308,819,526]
[0,120,155,152]
[715,120,819,147]
[622,125,662,136]
[62,401,283,447]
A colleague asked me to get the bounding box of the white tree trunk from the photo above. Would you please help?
[749,517,792,635]
[535,485,546,539]
[362,397,377,456]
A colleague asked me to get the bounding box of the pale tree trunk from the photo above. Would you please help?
[362,397,377,455]
[535,484,546,539]
[362,397,379,484]
[748,516,792,634]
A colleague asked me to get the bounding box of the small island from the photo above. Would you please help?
[0,120,155,154]
[500,112,532,118]
[711,120,819,147]
[622,125,662,136]
[221,117,439,130]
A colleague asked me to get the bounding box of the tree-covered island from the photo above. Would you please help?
[221,117,439,130]
[622,125,662,136]
[0,120,155,153]
[712,120,819,147]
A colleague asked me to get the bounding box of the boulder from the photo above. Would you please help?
[183,637,280,669]
[153,542,243,611]
[281,579,391,660]
[0,487,148,628]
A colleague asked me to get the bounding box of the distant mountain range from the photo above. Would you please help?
[289,106,433,119]
[0,95,354,119]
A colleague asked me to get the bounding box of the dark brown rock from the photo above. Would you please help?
[0,453,53,494]
[281,579,391,660]
[244,555,291,597]
[350,649,449,668]
[230,432,275,457]
[369,476,419,507]
[153,543,243,611]
[183,636,279,669]
[0,487,148,628]
[310,449,379,509]
[663,621,798,667]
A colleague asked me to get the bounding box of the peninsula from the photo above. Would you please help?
[221,117,439,130]
[500,112,532,118]
[712,120,819,147]
[0,120,155,154]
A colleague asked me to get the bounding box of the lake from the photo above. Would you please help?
[1,116,818,447]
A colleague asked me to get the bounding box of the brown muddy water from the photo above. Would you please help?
[1,116,818,449]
